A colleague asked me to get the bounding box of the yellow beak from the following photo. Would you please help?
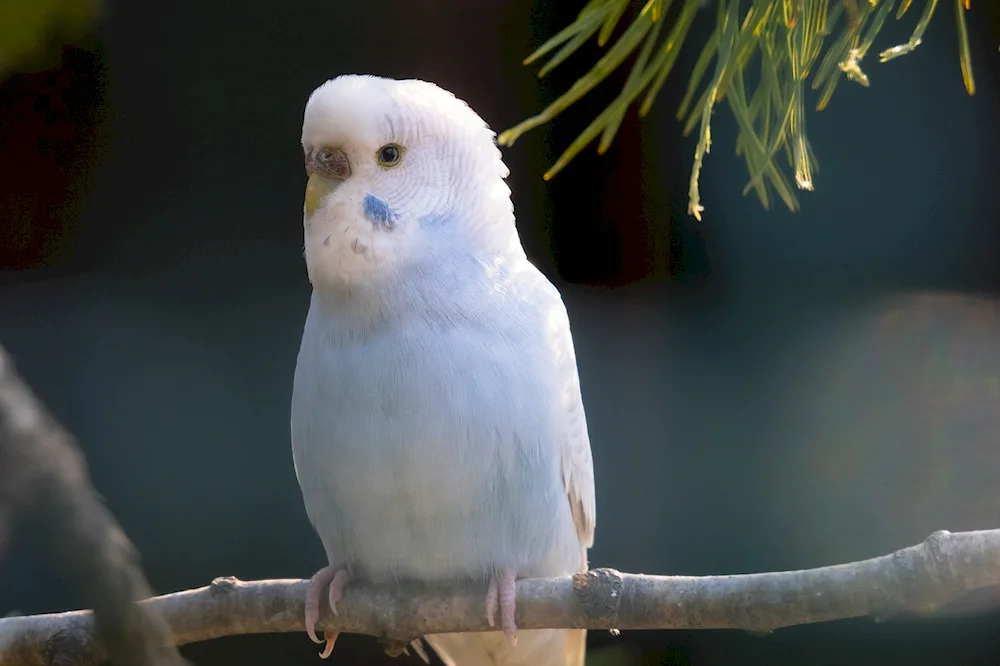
[305,173,342,218]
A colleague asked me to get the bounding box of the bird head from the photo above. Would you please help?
[300,74,518,291]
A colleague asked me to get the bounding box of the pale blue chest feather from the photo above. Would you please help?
[291,275,581,585]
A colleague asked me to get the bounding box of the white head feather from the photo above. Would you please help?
[300,75,522,291]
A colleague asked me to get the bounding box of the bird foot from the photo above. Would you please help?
[304,565,353,659]
[484,569,518,645]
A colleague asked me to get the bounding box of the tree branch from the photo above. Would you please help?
[2,528,1000,666]
[0,346,185,666]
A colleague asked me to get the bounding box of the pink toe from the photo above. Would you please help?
[328,569,353,616]
[498,570,518,643]
[305,566,338,645]
[484,578,499,627]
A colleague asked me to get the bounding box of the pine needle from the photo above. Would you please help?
[500,0,984,218]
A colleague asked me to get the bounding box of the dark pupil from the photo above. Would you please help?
[380,146,399,163]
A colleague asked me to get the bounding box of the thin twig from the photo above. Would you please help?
[2,529,1000,666]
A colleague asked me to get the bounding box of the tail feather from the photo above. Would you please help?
[426,628,586,666]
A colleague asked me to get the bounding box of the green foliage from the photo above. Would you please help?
[0,0,101,77]
[499,0,978,220]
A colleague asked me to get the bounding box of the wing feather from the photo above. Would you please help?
[535,275,596,552]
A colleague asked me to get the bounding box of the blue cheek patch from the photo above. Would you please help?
[363,194,397,230]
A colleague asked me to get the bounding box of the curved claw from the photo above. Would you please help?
[318,632,338,659]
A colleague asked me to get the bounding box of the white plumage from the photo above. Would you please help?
[290,74,596,666]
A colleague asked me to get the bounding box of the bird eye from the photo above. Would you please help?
[376,144,404,168]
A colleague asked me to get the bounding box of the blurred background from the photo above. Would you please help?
[2,1,1000,664]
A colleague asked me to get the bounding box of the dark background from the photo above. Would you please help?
[2,1,1000,665]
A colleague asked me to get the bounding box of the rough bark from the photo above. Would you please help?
[2,528,1000,666]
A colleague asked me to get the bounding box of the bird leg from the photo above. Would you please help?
[304,565,353,659]
[484,569,518,644]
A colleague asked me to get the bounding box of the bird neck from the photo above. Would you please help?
[310,241,523,335]
[448,180,520,257]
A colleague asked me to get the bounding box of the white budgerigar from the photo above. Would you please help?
[290,74,596,666]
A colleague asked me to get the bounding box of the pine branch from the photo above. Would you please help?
[500,0,980,219]
[3,529,1000,666]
